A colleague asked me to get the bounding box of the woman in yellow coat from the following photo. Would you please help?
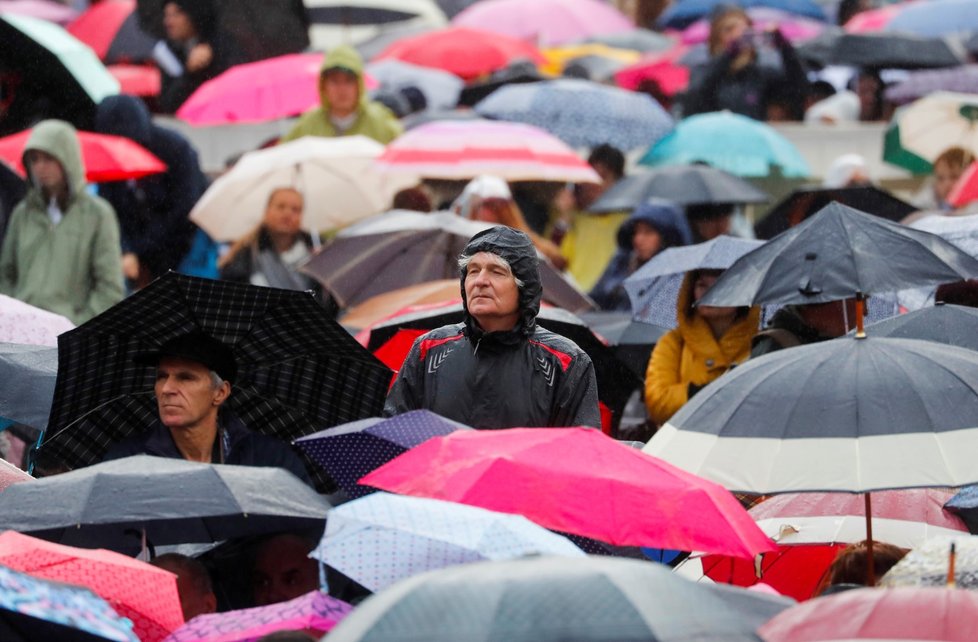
[645,269,760,427]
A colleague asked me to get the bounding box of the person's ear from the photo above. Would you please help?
[213,381,231,406]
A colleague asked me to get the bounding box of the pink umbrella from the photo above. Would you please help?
[108,63,160,97]
[0,0,77,25]
[843,2,909,32]
[451,0,633,47]
[163,590,352,642]
[614,43,691,96]
[681,7,825,45]
[0,294,73,346]
[374,119,601,182]
[360,427,777,558]
[0,458,32,492]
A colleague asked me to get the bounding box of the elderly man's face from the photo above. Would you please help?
[155,356,228,431]
[464,251,520,332]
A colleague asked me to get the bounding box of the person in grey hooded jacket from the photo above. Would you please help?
[384,227,600,429]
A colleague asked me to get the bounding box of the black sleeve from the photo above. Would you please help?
[553,351,601,429]
[383,337,425,417]
[682,55,734,117]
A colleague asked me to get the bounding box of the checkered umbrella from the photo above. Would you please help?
[38,273,392,490]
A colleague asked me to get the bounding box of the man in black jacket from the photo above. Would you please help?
[384,227,600,429]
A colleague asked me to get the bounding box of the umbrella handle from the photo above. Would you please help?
[864,492,875,586]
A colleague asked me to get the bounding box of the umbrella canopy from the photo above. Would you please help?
[576,310,666,379]
[37,272,392,486]
[473,78,673,152]
[0,455,331,552]
[306,0,446,51]
[658,0,826,30]
[590,164,769,213]
[797,30,963,70]
[0,128,166,183]
[755,184,916,240]
[0,564,138,642]
[946,487,978,534]
[328,555,792,642]
[374,26,544,80]
[644,335,978,494]
[0,459,31,493]
[0,343,57,431]
[365,59,463,112]
[66,0,155,64]
[760,586,978,641]
[300,211,594,311]
[613,43,692,97]
[885,65,978,107]
[0,530,183,642]
[361,427,776,557]
[861,303,978,352]
[900,213,978,310]
[451,0,632,47]
[880,535,978,589]
[0,0,77,24]
[884,0,978,38]
[162,590,351,642]
[339,280,461,331]
[313,492,585,592]
[189,136,414,242]
[294,410,470,499]
[885,91,978,168]
[580,28,675,53]
[373,119,601,182]
[698,202,978,307]
[640,111,811,178]
[949,159,978,208]
[107,63,161,97]
[0,293,73,346]
[682,7,824,45]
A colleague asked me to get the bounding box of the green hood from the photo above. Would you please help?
[318,45,367,114]
[22,119,86,202]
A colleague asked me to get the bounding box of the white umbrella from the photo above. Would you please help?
[189,136,418,242]
[891,91,978,162]
[306,0,447,50]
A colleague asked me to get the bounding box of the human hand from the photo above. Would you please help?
[186,43,213,72]
[122,253,141,281]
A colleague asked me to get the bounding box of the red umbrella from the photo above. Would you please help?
[67,0,156,64]
[949,159,978,208]
[108,63,161,96]
[615,43,691,96]
[374,26,545,80]
[360,427,777,558]
[0,530,184,642]
[0,128,166,182]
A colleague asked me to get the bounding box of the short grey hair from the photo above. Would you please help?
[209,370,225,390]
[458,253,525,289]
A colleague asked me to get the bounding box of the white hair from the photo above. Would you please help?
[458,252,525,289]
[209,370,225,390]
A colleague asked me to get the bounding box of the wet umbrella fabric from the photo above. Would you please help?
[946,487,978,534]
[644,335,978,494]
[0,343,57,431]
[0,294,73,346]
[294,410,470,499]
[900,213,978,310]
[67,0,156,64]
[327,555,792,642]
[581,28,675,53]
[0,455,331,552]
[365,59,463,112]
[796,30,963,70]
[886,92,978,167]
[884,0,978,38]
[886,65,978,106]
[657,0,826,30]
[860,303,978,352]
[576,310,666,380]
[0,459,32,493]
[0,564,138,642]
[698,202,978,307]
[880,535,978,590]
[590,165,768,213]
[312,493,585,592]
[37,272,392,488]
[451,0,633,47]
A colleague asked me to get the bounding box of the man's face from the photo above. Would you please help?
[263,189,304,237]
[252,535,319,606]
[632,221,663,263]
[321,70,359,118]
[155,357,227,431]
[464,251,521,332]
[163,2,196,42]
[25,149,65,193]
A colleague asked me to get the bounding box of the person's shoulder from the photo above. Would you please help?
[528,326,591,363]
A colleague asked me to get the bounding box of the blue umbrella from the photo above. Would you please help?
[640,111,811,178]
[0,565,138,642]
[474,78,674,151]
[886,0,978,38]
[658,0,826,30]
[294,410,470,498]
[366,59,463,112]
[311,492,585,592]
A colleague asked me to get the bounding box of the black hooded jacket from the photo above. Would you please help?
[383,227,600,429]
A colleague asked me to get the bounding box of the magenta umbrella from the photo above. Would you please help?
[162,590,352,642]
[451,0,633,47]
[360,427,777,559]
[681,7,825,45]
[0,0,77,25]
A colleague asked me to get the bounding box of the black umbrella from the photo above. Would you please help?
[580,29,674,54]
[860,302,978,352]
[38,273,392,491]
[577,310,665,380]
[0,455,330,554]
[589,165,769,213]
[0,160,26,239]
[796,30,963,70]
[755,185,916,240]
[698,201,978,307]
[456,61,546,107]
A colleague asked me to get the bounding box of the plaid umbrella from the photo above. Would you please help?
[38,273,392,491]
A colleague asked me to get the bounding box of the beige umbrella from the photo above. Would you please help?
[339,279,460,331]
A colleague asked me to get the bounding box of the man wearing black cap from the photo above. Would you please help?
[103,332,310,482]
[384,227,600,429]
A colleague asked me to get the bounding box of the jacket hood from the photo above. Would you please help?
[23,120,86,200]
[459,226,542,337]
[677,271,760,343]
[95,95,154,146]
[319,45,368,113]
[617,197,692,251]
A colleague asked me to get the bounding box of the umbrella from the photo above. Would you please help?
[613,43,692,97]
[189,136,415,242]
[950,160,978,208]
[339,280,461,331]
[880,534,978,589]
[162,590,352,642]
[760,586,978,641]
[797,29,963,70]
[581,28,677,53]
[0,455,331,552]
[698,202,978,308]
[0,293,73,346]
[66,0,155,64]
[885,0,978,38]
[577,310,666,379]
[361,427,776,557]
[589,165,769,213]
[372,119,601,183]
[0,128,166,183]
[451,0,633,47]
[560,53,633,82]
[882,105,934,174]
[885,65,978,106]
[644,334,978,494]
[885,92,978,169]
[0,159,25,221]
[400,107,485,129]
[327,555,792,642]
[539,43,640,78]
[0,14,119,135]
[365,59,462,112]
[354,22,435,61]
[107,63,161,97]
[0,530,183,642]
[312,492,585,592]
[473,78,674,152]
[754,184,916,240]
[0,343,57,431]
[0,564,138,642]
[455,60,547,107]
[37,272,392,487]
[657,0,826,30]
[682,7,824,45]
[899,213,978,310]
[640,111,811,178]
[306,0,446,52]
[860,303,978,352]
[0,0,77,24]
[294,410,470,499]
[373,26,544,81]
[946,487,978,534]
[0,459,31,493]
[300,211,594,311]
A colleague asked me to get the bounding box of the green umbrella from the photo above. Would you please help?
[883,112,933,175]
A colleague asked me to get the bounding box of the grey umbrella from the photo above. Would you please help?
[590,165,770,213]
[860,303,978,351]
[0,343,57,431]
[326,555,792,642]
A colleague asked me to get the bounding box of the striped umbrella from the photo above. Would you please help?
[373,120,601,182]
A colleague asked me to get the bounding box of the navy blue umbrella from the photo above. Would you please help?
[658,0,826,30]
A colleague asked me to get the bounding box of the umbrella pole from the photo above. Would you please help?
[864,492,876,586]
